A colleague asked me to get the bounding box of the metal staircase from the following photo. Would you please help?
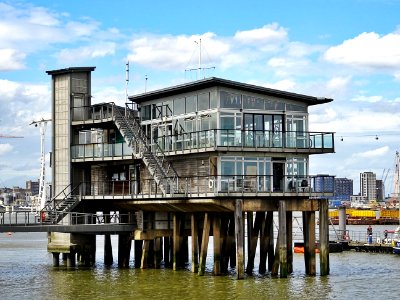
[41,184,81,224]
[112,105,180,196]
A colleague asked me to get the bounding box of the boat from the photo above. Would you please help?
[392,226,400,254]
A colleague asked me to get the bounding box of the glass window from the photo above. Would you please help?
[243,95,264,109]
[220,91,242,108]
[286,103,307,112]
[141,105,151,121]
[220,113,235,129]
[186,95,197,113]
[174,98,185,115]
[198,93,209,111]
[210,90,218,108]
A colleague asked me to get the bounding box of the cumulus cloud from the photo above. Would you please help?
[57,42,116,63]
[323,32,400,70]
[351,95,383,103]
[354,146,389,158]
[234,23,287,45]
[127,32,230,70]
[0,144,13,156]
[0,49,26,70]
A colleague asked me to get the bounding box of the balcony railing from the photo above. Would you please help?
[71,142,133,159]
[152,129,334,153]
[79,175,334,199]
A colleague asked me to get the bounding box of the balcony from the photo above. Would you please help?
[78,175,334,200]
[152,129,334,155]
[71,142,133,161]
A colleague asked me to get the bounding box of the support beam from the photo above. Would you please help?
[213,213,221,275]
[198,213,211,276]
[246,212,263,274]
[191,213,199,273]
[134,240,142,268]
[235,199,244,279]
[278,200,288,278]
[286,211,293,274]
[52,252,60,267]
[118,233,131,268]
[104,234,113,266]
[319,198,330,276]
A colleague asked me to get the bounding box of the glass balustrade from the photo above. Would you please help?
[72,142,133,159]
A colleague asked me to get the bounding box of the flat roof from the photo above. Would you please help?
[129,77,333,106]
[46,67,96,75]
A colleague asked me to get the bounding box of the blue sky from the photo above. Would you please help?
[1,0,400,195]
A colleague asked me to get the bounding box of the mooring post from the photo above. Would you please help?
[278,200,288,278]
[198,212,211,276]
[235,199,244,279]
[319,198,330,275]
[191,213,199,273]
[213,213,221,275]
[104,234,113,266]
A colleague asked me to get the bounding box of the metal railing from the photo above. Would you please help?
[79,174,334,198]
[0,211,136,227]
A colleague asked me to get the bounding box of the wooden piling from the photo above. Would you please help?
[271,232,280,276]
[235,199,244,279]
[246,212,263,274]
[154,237,162,269]
[286,211,293,274]
[319,198,330,276]
[141,240,150,269]
[191,213,199,273]
[66,251,76,268]
[134,240,142,268]
[118,233,131,268]
[220,214,229,273]
[228,214,236,268]
[278,200,288,278]
[213,213,221,275]
[52,252,60,267]
[303,211,316,275]
[267,211,274,272]
[173,213,182,271]
[198,212,211,276]
[163,237,171,267]
[104,234,113,266]
[258,212,268,274]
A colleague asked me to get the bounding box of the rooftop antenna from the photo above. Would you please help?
[30,118,51,210]
[185,38,215,80]
[125,61,129,116]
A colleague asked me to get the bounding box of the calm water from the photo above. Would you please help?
[1,225,399,300]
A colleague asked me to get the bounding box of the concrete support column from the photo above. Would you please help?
[319,199,330,276]
[338,205,347,240]
[104,234,113,266]
[303,211,316,276]
[235,199,244,279]
[52,252,60,267]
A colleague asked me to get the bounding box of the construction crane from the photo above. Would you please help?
[30,118,51,210]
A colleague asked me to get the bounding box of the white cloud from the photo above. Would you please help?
[234,23,287,45]
[57,42,116,63]
[351,95,383,103]
[354,146,389,158]
[264,79,296,91]
[0,144,13,156]
[0,49,26,71]
[127,32,230,70]
[323,32,400,70]
[327,76,351,91]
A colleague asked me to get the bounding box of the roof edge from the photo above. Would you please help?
[46,67,96,75]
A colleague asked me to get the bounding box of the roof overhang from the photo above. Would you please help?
[46,67,96,76]
[129,77,333,106]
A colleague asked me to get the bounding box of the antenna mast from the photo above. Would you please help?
[30,118,51,210]
[125,61,129,115]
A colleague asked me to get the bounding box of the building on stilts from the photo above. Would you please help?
[45,67,334,278]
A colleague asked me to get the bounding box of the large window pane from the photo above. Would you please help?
[243,95,264,109]
[198,93,209,111]
[186,95,197,113]
[174,98,185,115]
[220,91,242,108]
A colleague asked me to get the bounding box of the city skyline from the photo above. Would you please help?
[1,0,400,193]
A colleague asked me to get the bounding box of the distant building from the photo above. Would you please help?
[334,177,353,201]
[26,180,40,195]
[314,175,334,193]
[360,172,376,202]
[375,179,384,201]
